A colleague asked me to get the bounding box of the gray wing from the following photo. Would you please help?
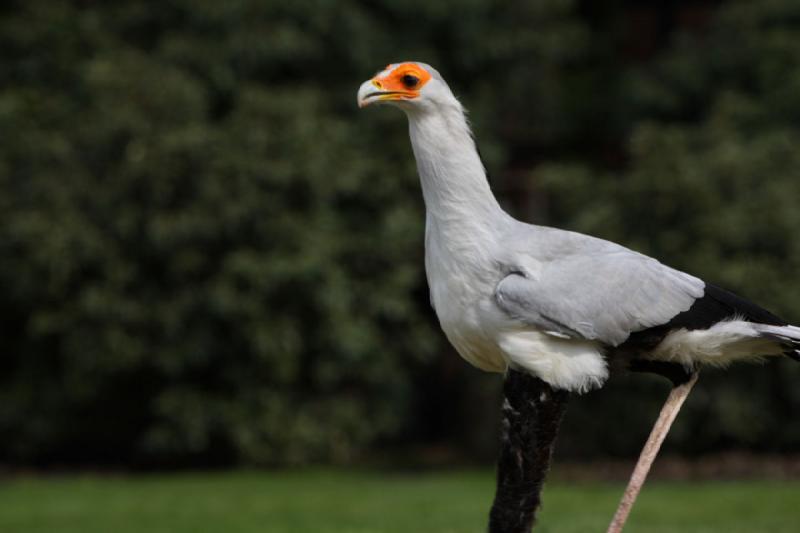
[494,249,705,346]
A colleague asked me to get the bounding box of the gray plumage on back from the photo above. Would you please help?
[495,224,705,346]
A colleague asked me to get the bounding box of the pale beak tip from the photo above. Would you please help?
[357,79,377,109]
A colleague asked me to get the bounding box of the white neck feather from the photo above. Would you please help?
[406,102,509,232]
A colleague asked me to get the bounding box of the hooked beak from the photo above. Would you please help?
[357,79,415,108]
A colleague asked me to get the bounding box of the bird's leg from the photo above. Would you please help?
[606,371,699,533]
[488,368,569,533]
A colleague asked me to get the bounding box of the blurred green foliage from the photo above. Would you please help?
[1,0,799,466]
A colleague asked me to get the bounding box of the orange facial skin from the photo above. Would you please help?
[368,62,432,102]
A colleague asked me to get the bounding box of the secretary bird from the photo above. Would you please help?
[357,62,800,533]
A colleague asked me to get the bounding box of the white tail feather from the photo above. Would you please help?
[753,324,800,360]
[754,324,800,343]
[651,320,789,367]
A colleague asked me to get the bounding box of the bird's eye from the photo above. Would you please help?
[401,74,420,88]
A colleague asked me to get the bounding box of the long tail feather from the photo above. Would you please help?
[754,324,800,360]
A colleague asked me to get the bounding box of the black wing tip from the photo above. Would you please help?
[702,283,787,326]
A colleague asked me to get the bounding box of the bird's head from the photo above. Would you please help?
[357,62,454,113]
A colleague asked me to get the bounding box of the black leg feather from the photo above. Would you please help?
[488,369,569,533]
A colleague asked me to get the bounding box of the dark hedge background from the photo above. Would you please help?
[2,0,799,467]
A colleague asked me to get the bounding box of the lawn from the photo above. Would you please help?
[1,469,798,533]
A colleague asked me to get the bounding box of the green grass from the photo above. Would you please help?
[1,469,798,532]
